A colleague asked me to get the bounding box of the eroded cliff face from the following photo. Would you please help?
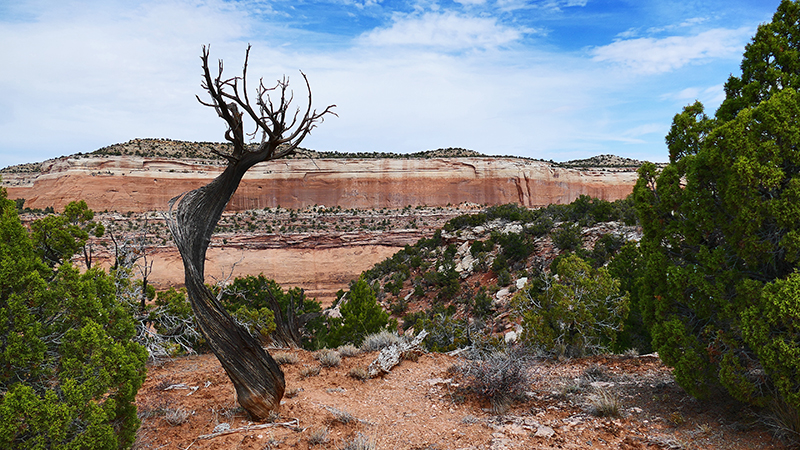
[3,151,641,301]
[3,155,638,213]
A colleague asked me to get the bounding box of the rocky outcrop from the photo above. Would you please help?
[3,154,639,213]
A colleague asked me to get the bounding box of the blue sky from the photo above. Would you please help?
[0,0,782,167]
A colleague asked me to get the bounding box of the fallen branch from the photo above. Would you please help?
[368,330,428,378]
[197,418,302,440]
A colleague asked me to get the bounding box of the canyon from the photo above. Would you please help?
[2,139,642,302]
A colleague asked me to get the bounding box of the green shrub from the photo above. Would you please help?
[327,278,390,347]
[634,1,800,413]
[496,269,511,287]
[512,254,629,357]
[551,223,582,251]
[219,274,324,349]
[607,242,651,354]
[470,239,492,256]
[0,191,147,449]
[470,289,494,319]
[494,231,535,265]
[589,233,626,267]
[527,214,554,236]
[30,200,105,268]
[485,203,534,222]
[741,272,800,410]
[230,305,277,345]
[413,313,493,353]
[444,212,488,232]
[145,287,205,356]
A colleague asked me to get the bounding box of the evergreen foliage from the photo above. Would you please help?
[327,278,390,347]
[0,189,147,449]
[218,274,325,349]
[512,254,629,357]
[30,200,104,268]
[607,242,651,353]
[634,0,800,415]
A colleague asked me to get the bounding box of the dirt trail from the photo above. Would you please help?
[134,350,782,450]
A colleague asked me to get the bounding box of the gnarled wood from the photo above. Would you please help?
[165,45,335,419]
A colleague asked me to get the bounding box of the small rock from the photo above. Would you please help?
[535,426,555,438]
[494,288,510,303]
[504,330,517,344]
[490,436,512,450]
[505,423,526,435]
[423,377,453,386]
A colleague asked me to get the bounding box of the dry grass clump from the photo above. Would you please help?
[273,352,299,365]
[360,330,402,352]
[763,398,800,448]
[459,350,532,415]
[164,407,192,426]
[307,426,330,446]
[588,389,621,417]
[338,432,377,450]
[284,387,301,398]
[461,414,481,425]
[581,364,613,382]
[348,366,370,381]
[315,349,342,367]
[266,410,281,423]
[338,344,361,357]
[300,365,321,378]
[325,406,356,425]
[401,350,420,362]
[556,378,582,399]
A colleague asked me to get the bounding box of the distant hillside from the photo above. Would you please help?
[558,154,645,168]
[89,138,487,161]
[2,138,655,174]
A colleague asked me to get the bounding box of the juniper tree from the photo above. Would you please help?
[634,0,800,413]
[165,45,335,418]
[0,189,146,449]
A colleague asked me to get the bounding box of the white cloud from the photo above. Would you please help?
[678,17,709,28]
[453,0,488,5]
[591,27,752,75]
[0,0,256,159]
[358,12,529,50]
[623,123,666,138]
[337,0,383,8]
[2,0,772,167]
[662,84,726,106]
[494,0,586,12]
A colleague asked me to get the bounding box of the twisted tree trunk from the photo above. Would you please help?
[165,45,334,419]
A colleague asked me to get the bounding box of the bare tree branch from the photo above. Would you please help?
[166,45,335,420]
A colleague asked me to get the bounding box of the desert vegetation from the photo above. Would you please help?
[4,2,800,448]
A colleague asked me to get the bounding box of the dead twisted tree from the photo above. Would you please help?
[165,45,335,419]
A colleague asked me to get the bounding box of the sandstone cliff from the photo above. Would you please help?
[2,141,639,213]
[2,140,643,302]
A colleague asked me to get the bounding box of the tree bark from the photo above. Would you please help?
[165,45,334,419]
[167,164,285,418]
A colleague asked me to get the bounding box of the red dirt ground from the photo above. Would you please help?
[133,350,788,450]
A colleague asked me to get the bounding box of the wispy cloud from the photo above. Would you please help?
[591,27,752,75]
[358,11,531,50]
[661,84,727,105]
[0,0,783,166]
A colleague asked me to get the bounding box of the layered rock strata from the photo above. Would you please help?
[3,155,638,213]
